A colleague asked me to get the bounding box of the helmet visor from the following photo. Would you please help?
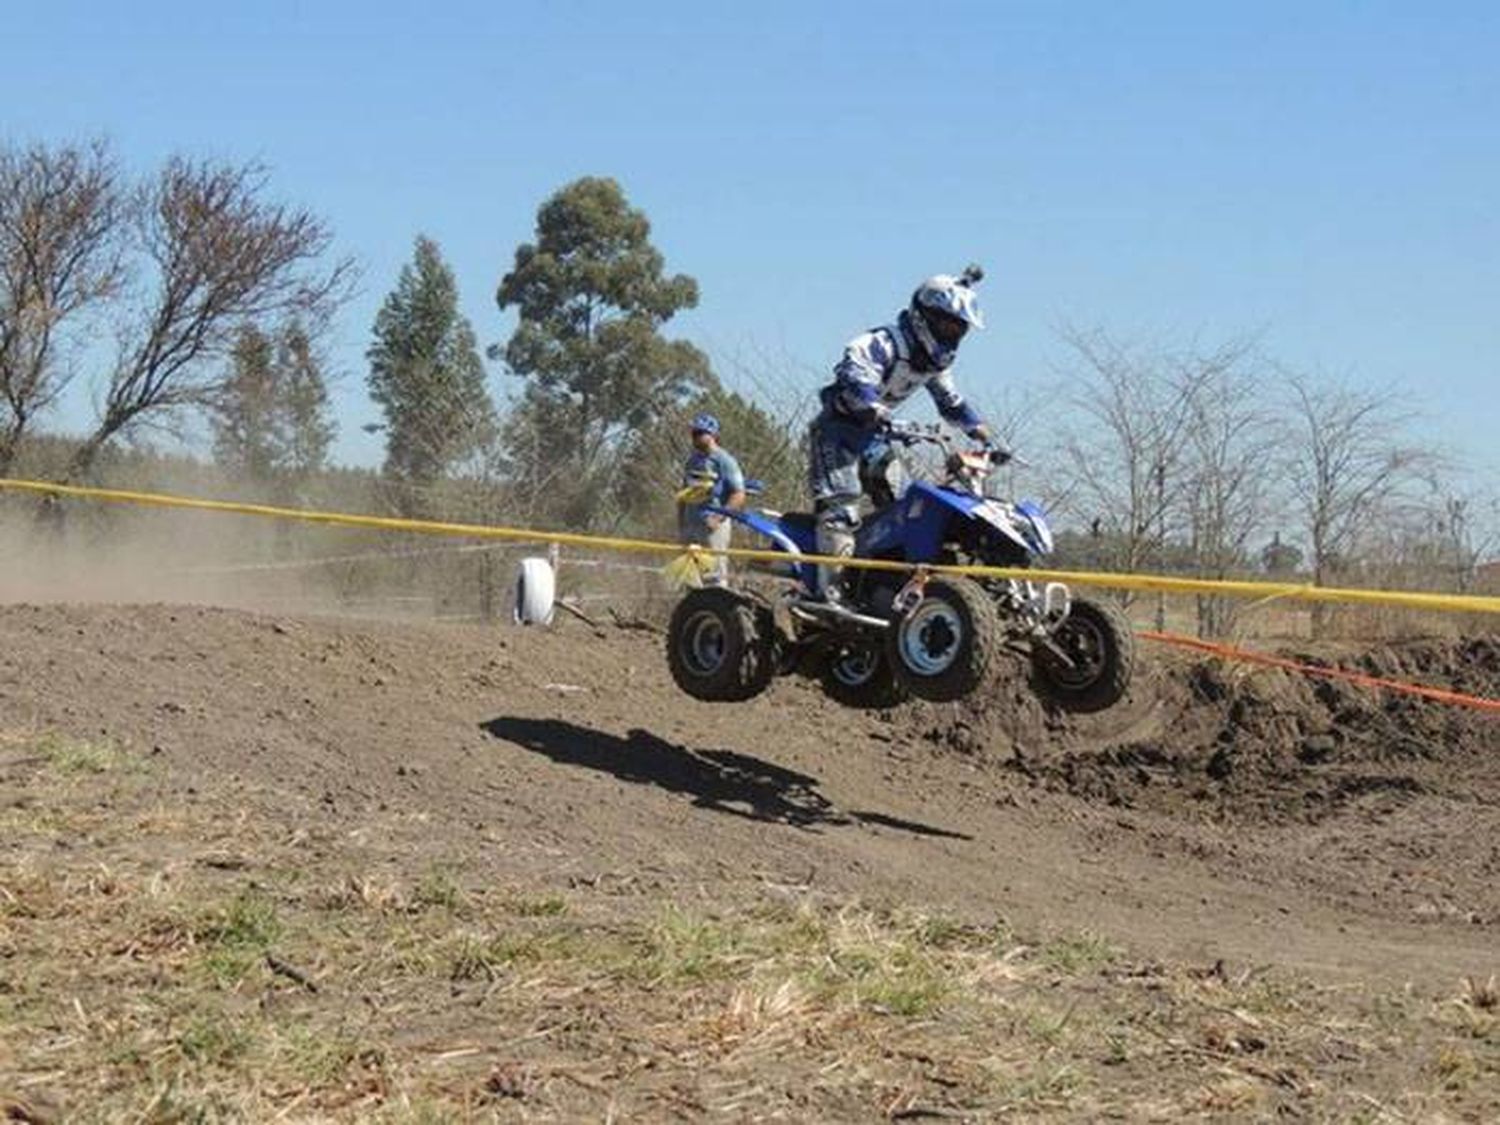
[924,308,969,350]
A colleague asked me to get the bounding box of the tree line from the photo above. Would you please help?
[3,138,1492,637]
[0,139,793,533]
[1045,326,1494,636]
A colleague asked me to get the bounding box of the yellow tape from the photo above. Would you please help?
[4,477,1499,616]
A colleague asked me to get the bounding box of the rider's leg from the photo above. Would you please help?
[814,501,859,600]
[808,417,867,601]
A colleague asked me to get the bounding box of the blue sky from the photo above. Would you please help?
[6,1,1498,483]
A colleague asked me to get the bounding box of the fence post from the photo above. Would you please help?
[478,548,494,621]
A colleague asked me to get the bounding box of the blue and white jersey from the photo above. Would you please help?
[822,313,981,434]
[681,446,745,508]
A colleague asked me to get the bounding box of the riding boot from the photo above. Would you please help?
[814,522,855,602]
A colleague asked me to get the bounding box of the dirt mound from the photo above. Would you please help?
[890,636,1499,825]
[2,602,1497,986]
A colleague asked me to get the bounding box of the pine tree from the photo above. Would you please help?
[367,235,496,504]
[213,325,280,481]
[212,320,336,485]
[278,322,335,477]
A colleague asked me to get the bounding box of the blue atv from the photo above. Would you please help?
[666,423,1135,711]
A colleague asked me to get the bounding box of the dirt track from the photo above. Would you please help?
[3,601,1495,984]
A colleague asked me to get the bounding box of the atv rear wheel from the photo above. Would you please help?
[820,640,908,710]
[886,576,999,703]
[667,588,776,703]
[1031,596,1134,713]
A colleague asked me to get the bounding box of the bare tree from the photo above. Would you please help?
[1421,490,1497,594]
[1178,349,1278,637]
[1054,326,1209,610]
[68,157,353,480]
[0,139,123,474]
[1281,370,1428,636]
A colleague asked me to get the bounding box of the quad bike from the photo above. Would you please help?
[667,423,1135,711]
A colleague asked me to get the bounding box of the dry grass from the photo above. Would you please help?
[2,727,1498,1122]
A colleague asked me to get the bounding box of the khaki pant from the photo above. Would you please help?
[680,510,733,586]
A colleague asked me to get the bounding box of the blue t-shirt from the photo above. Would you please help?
[682,447,745,508]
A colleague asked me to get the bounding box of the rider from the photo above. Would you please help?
[678,412,746,586]
[808,265,1007,603]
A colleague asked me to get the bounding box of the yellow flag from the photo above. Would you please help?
[675,480,715,505]
[662,549,715,590]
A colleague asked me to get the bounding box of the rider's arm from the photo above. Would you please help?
[925,371,985,438]
[831,330,898,427]
[716,449,747,510]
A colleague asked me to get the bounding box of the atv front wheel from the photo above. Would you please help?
[667,588,776,703]
[820,641,909,710]
[1031,596,1135,713]
[887,576,999,702]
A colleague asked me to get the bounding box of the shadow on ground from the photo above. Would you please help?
[482,716,970,840]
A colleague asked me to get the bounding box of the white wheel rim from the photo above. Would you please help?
[899,601,963,676]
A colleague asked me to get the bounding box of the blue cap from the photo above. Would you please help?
[691,412,720,436]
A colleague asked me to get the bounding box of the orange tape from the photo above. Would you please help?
[1139,631,1500,715]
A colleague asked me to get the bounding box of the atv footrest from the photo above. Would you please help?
[788,600,890,631]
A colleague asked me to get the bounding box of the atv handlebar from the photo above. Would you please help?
[883,421,1022,467]
[882,420,942,443]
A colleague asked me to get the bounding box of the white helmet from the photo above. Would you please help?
[907,264,985,369]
